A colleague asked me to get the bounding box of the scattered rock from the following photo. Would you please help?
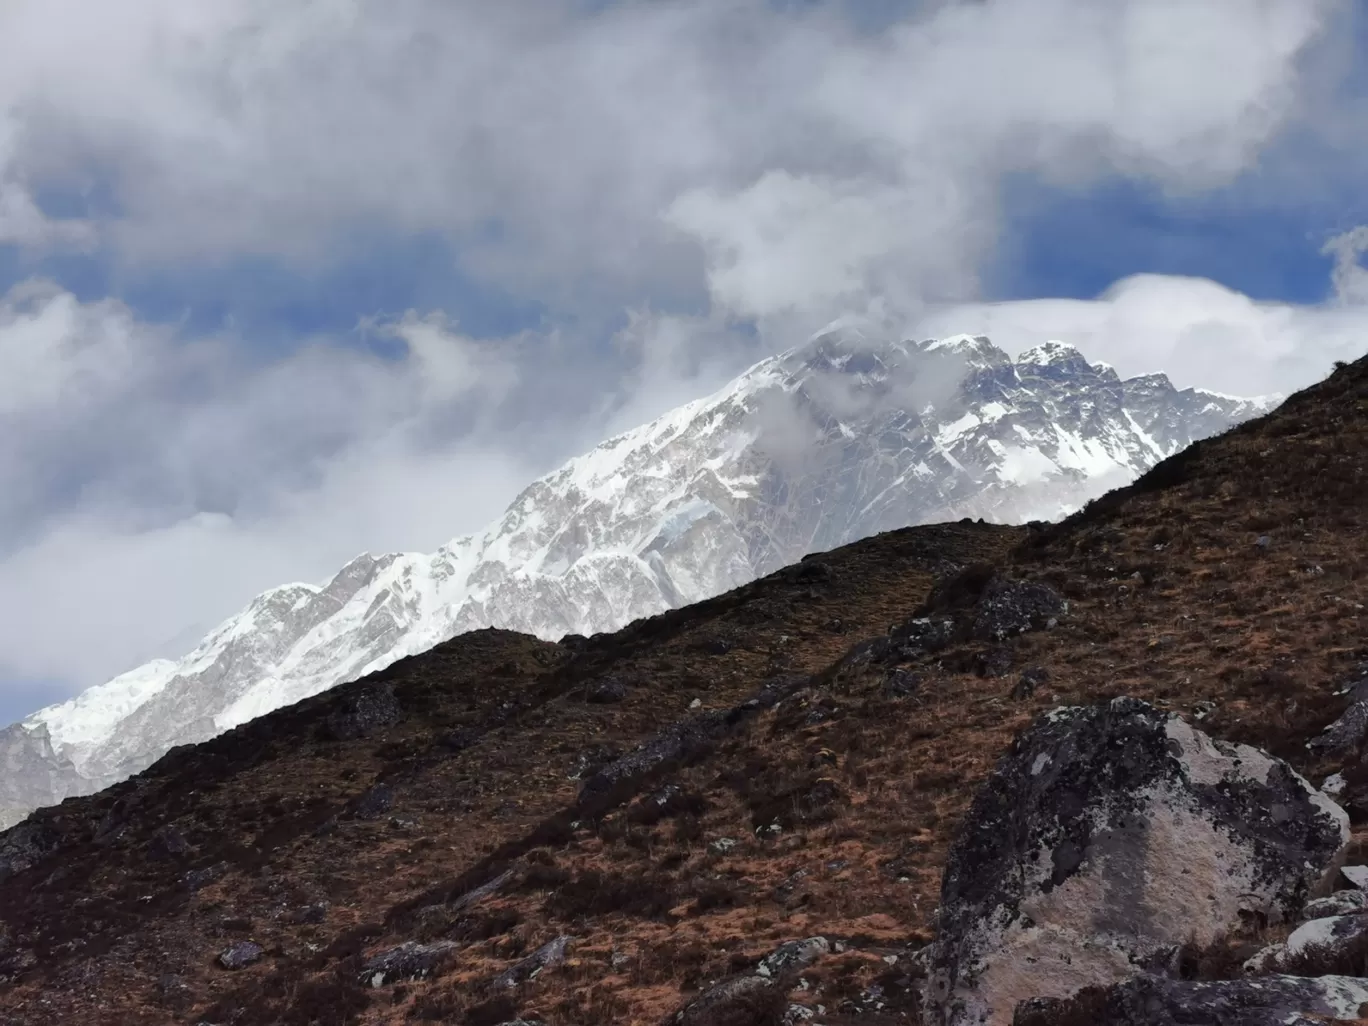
[577,711,728,805]
[927,698,1349,1026]
[709,837,739,855]
[970,577,1067,642]
[449,867,517,914]
[665,974,784,1026]
[359,940,458,987]
[566,743,625,781]
[148,824,192,860]
[491,935,569,989]
[1308,670,1368,754]
[324,683,401,741]
[585,676,629,704]
[1011,667,1049,700]
[154,973,189,998]
[1255,534,1272,549]
[975,646,1013,679]
[886,616,956,660]
[182,862,228,892]
[883,668,922,699]
[217,941,264,971]
[1013,973,1368,1026]
[1322,772,1346,796]
[1309,703,1368,755]
[756,937,829,980]
[287,903,329,925]
[353,783,394,821]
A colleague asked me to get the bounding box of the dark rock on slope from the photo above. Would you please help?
[1014,974,1368,1026]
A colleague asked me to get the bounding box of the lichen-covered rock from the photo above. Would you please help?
[1013,973,1368,1026]
[359,940,458,987]
[756,937,829,979]
[1247,912,1368,974]
[1302,888,1368,919]
[887,616,956,659]
[491,935,569,989]
[665,974,782,1026]
[969,578,1067,642]
[217,940,264,970]
[664,937,831,1025]
[324,683,401,741]
[1308,665,1368,754]
[926,698,1348,1026]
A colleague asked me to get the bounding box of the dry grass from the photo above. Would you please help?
[1,357,1367,1023]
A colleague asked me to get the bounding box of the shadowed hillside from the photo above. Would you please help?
[0,355,1365,1026]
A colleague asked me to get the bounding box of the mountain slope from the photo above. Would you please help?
[0,331,1274,828]
[0,353,1361,1026]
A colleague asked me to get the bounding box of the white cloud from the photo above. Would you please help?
[0,0,1362,713]
[0,280,540,688]
[0,280,149,415]
[0,0,1343,322]
[914,265,1368,399]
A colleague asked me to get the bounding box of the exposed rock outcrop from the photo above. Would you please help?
[359,941,458,987]
[491,935,570,989]
[1013,974,1368,1026]
[217,941,264,971]
[925,698,1349,1026]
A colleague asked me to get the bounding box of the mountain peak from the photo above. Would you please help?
[0,332,1274,829]
[1017,339,1082,365]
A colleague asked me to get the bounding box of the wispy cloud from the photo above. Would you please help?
[0,0,1364,712]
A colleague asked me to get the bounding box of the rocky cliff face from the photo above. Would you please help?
[0,330,1274,829]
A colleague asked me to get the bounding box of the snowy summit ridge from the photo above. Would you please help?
[0,330,1277,828]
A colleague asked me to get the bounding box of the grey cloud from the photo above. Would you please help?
[0,0,1343,325]
[0,0,1361,710]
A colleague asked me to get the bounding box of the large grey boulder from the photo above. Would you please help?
[926,698,1349,1026]
[1013,974,1368,1026]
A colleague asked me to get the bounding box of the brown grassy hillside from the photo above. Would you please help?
[0,355,1365,1026]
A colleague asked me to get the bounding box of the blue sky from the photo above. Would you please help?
[2,0,1367,727]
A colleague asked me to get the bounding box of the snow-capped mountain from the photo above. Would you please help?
[0,331,1277,828]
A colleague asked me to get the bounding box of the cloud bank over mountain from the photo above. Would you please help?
[1,0,1366,718]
